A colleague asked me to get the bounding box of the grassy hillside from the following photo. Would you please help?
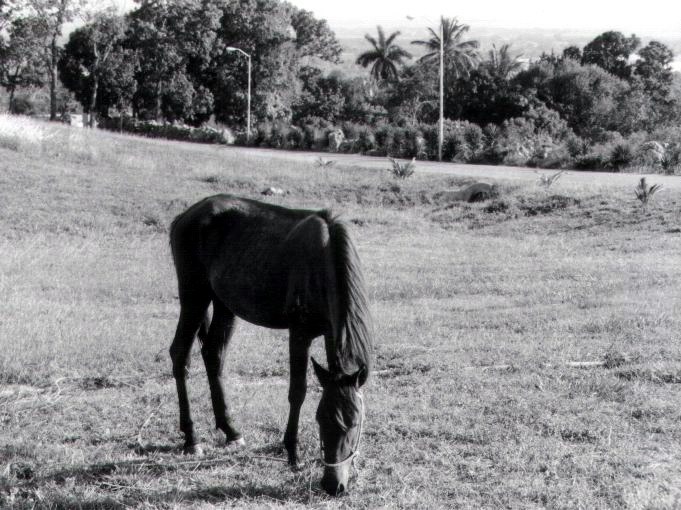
[1,115,680,509]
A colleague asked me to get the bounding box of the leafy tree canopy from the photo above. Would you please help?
[581,30,640,80]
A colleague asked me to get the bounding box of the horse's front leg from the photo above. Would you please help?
[283,333,313,466]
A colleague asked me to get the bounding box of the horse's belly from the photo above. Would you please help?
[210,272,289,330]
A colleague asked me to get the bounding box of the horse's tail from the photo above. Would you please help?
[323,213,373,376]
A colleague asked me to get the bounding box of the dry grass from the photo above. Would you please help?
[1,116,681,509]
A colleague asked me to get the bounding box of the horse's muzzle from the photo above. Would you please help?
[321,466,350,496]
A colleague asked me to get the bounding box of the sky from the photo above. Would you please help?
[286,0,681,35]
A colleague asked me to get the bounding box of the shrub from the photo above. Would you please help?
[387,157,415,179]
[634,177,663,206]
[574,153,608,170]
[302,124,324,150]
[355,125,377,153]
[374,124,395,156]
[660,143,681,175]
[286,126,304,150]
[98,116,230,145]
[609,143,634,170]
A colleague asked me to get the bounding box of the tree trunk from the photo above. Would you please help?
[87,74,99,128]
[8,87,15,114]
[49,36,58,121]
[155,80,162,121]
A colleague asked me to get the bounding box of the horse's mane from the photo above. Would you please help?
[322,212,373,377]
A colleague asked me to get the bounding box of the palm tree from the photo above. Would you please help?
[485,43,524,79]
[411,17,479,79]
[356,26,412,83]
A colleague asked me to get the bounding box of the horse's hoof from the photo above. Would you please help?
[290,461,306,472]
[183,443,204,456]
[226,437,246,449]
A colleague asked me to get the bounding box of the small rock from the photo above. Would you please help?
[261,187,285,196]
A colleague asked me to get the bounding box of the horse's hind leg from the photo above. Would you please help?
[170,295,210,454]
[201,299,243,444]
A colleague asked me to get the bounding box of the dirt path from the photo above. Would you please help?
[223,145,681,190]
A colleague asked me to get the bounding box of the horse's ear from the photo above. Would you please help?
[311,357,330,387]
[352,364,368,388]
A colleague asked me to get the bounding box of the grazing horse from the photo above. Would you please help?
[169,195,373,495]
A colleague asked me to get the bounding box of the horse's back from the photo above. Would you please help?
[171,195,329,329]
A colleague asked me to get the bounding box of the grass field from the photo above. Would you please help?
[1,115,680,509]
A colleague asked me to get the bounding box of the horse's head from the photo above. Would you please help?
[311,357,367,496]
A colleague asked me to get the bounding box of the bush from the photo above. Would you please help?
[98,116,230,144]
[609,143,634,170]
[374,124,395,156]
[355,125,377,153]
[301,123,323,149]
[387,157,415,179]
[286,126,304,149]
[574,153,608,170]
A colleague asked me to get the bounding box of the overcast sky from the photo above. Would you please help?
[287,0,681,34]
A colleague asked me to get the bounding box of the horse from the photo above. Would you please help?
[168,194,373,496]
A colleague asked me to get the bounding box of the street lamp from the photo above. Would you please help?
[226,46,252,142]
[407,15,444,162]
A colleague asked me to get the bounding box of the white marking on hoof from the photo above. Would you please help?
[226,437,246,448]
[184,443,204,456]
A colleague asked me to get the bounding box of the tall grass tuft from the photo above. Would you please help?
[535,170,566,189]
[634,177,663,207]
[387,157,415,179]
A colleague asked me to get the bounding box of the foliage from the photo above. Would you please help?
[633,177,663,206]
[516,58,629,138]
[0,16,45,112]
[634,41,674,98]
[535,170,565,188]
[449,65,528,125]
[581,31,640,80]
[314,156,335,168]
[58,10,132,125]
[609,143,634,170]
[387,156,415,179]
[356,26,411,83]
[292,67,345,124]
[289,7,342,63]
[411,16,479,80]
[98,115,230,144]
[25,0,84,120]
[485,43,523,79]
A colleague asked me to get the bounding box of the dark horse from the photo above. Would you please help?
[169,195,373,495]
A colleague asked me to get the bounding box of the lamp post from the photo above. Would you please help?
[407,15,444,162]
[226,46,251,142]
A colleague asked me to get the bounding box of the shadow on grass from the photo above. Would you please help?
[35,481,317,509]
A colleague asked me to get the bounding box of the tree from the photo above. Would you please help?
[292,66,345,123]
[449,65,528,125]
[289,7,342,63]
[356,26,411,83]
[519,58,629,137]
[485,43,523,79]
[126,0,221,123]
[58,11,132,126]
[562,45,581,61]
[386,62,438,124]
[634,41,674,97]
[27,0,84,120]
[581,31,640,80]
[211,0,302,124]
[411,17,479,80]
[0,0,17,32]
[0,16,45,112]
